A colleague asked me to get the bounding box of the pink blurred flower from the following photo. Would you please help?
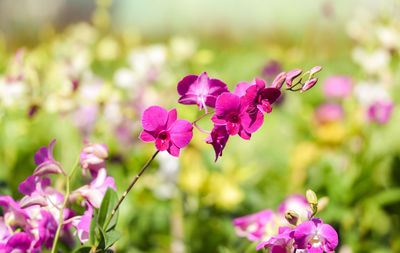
[323,76,352,99]
[314,103,344,124]
[233,210,275,242]
[139,106,193,157]
[367,100,394,124]
[80,141,108,177]
[277,194,311,223]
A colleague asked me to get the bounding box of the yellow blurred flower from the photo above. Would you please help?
[316,122,346,144]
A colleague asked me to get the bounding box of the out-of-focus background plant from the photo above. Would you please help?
[1,0,400,252]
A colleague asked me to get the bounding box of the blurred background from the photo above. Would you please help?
[1,0,400,252]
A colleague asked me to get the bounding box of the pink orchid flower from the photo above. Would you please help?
[139,106,193,157]
[293,218,338,253]
[177,72,229,112]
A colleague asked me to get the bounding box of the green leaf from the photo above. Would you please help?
[103,230,121,249]
[73,246,92,253]
[98,187,119,231]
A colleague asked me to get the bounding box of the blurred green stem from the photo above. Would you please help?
[51,156,80,253]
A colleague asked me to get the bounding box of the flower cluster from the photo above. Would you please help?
[140,68,321,161]
[0,139,116,251]
[233,191,338,253]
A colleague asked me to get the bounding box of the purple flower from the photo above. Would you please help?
[293,218,338,253]
[74,169,117,208]
[233,209,275,242]
[256,226,294,252]
[211,92,264,140]
[277,194,312,224]
[33,139,64,176]
[203,125,229,162]
[34,210,58,249]
[177,72,229,111]
[323,76,352,99]
[314,103,344,124]
[139,106,193,157]
[240,78,281,114]
[367,100,394,124]
[80,141,109,177]
[0,196,30,228]
[5,232,33,253]
[71,204,93,244]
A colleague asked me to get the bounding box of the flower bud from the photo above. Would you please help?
[286,69,303,88]
[285,210,299,226]
[309,66,322,76]
[301,78,318,93]
[306,189,318,214]
[82,143,108,159]
[33,161,64,177]
[270,72,286,89]
[306,189,318,205]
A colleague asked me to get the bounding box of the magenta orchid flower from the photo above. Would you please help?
[323,75,352,99]
[177,72,229,112]
[238,78,281,114]
[4,232,35,253]
[204,125,229,162]
[33,139,64,176]
[256,226,294,252]
[293,218,338,253]
[233,209,275,242]
[139,106,193,157]
[35,210,58,249]
[367,100,394,124]
[211,92,263,139]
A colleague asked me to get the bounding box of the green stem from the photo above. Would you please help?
[102,150,160,231]
[51,157,80,253]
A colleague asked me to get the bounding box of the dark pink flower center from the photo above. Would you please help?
[228,113,240,123]
[157,130,170,141]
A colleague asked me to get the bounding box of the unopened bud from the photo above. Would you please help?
[82,143,108,159]
[306,189,318,214]
[33,161,64,177]
[270,72,286,89]
[285,210,299,226]
[306,189,318,205]
[286,69,303,88]
[317,197,329,212]
[301,78,318,93]
[309,66,322,76]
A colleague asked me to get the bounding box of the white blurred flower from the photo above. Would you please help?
[376,26,400,50]
[352,47,390,74]
[354,82,390,106]
[153,152,180,199]
[127,45,167,77]
[113,68,139,90]
[0,78,26,107]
